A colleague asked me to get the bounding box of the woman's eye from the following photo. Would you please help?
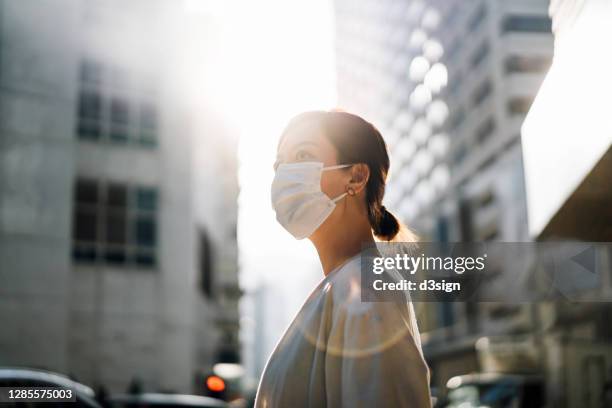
[295,150,314,161]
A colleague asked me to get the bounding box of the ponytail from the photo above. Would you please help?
[370,205,398,241]
[370,205,418,242]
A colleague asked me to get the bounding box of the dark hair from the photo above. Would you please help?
[279,110,405,241]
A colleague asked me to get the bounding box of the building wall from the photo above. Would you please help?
[0,0,239,394]
[0,0,80,373]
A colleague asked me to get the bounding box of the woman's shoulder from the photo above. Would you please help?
[317,257,422,357]
[321,255,414,324]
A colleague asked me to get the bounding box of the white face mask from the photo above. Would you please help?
[271,161,353,239]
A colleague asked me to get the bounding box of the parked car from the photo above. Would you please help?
[109,393,228,408]
[0,367,102,407]
[445,373,545,408]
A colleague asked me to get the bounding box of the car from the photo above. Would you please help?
[445,372,546,408]
[0,367,102,407]
[109,393,228,408]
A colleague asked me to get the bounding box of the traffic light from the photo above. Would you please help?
[205,374,226,399]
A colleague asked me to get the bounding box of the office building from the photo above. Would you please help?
[333,0,553,394]
[0,0,240,393]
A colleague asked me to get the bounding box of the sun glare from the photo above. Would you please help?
[194,0,338,306]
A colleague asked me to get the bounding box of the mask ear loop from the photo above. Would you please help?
[331,185,356,203]
[324,164,355,203]
[331,192,348,203]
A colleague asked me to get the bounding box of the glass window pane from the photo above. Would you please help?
[106,213,126,244]
[450,108,466,130]
[476,118,496,143]
[74,209,97,242]
[470,42,490,68]
[472,80,492,107]
[468,4,487,32]
[140,103,157,131]
[72,244,97,262]
[138,131,157,147]
[135,251,156,267]
[78,91,101,120]
[111,97,130,125]
[505,56,551,74]
[107,184,127,208]
[508,97,533,115]
[503,16,552,33]
[77,120,101,140]
[104,248,126,264]
[134,216,156,247]
[136,188,157,211]
[110,126,129,142]
[76,180,99,204]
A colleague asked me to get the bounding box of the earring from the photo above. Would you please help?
[347,187,356,196]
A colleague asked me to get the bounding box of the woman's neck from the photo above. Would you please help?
[311,218,375,276]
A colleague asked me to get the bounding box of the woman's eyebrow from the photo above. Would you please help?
[274,140,318,169]
[293,141,318,149]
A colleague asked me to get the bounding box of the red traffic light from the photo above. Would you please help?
[206,375,226,393]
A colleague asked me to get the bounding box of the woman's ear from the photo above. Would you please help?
[347,164,370,194]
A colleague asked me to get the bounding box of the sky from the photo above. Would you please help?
[187,0,339,379]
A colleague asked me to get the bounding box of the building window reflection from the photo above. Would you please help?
[470,41,490,69]
[505,55,552,74]
[471,79,493,108]
[502,15,552,33]
[475,116,496,143]
[507,97,534,115]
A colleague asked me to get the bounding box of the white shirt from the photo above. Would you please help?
[255,252,432,408]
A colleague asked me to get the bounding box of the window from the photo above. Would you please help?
[436,216,449,243]
[475,117,496,143]
[458,199,473,241]
[438,302,455,327]
[470,41,490,69]
[502,15,552,33]
[76,58,159,147]
[72,179,158,268]
[471,79,492,107]
[77,89,103,140]
[453,144,467,166]
[445,37,462,63]
[449,107,466,131]
[447,70,462,96]
[505,55,552,74]
[199,230,214,297]
[507,97,534,115]
[468,3,487,33]
[138,103,158,146]
[479,190,495,208]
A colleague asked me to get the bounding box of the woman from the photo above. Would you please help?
[256,110,432,408]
